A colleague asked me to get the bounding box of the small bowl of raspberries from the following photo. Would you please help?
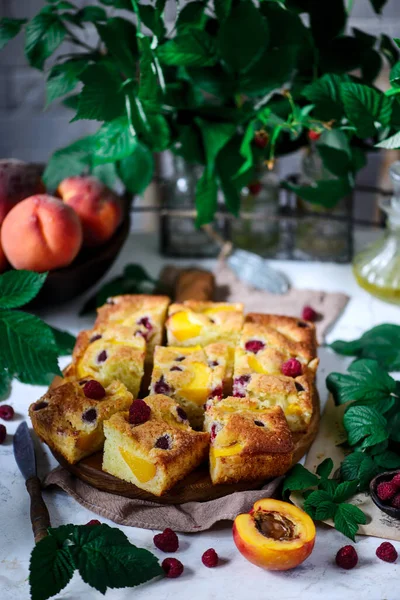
[370,471,400,519]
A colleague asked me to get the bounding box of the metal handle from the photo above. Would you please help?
[26,476,51,544]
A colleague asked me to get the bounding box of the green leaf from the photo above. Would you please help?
[72,61,125,122]
[304,490,333,518]
[361,49,383,85]
[43,137,93,190]
[96,17,137,74]
[215,0,232,21]
[343,404,388,448]
[309,0,346,47]
[380,34,399,67]
[239,45,297,97]
[177,1,206,31]
[334,503,366,541]
[341,83,392,138]
[330,324,400,370]
[138,36,160,110]
[316,130,351,178]
[283,178,351,209]
[145,113,171,152]
[195,170,218,227]
[319,477,339,496]
[316,458,334,479]
[302,74,349,121]
[158,29,217,67]
[217,0,268,73]
[0,270,47,309]
[68,524,163,593]
[376,131,400,150]
[25,10,66,70]
[198,120,236,172]
[118,141,154,195]
[0,18,27,50]
[341,452,378,490]
[91,163,118,188]
[0,368,11,401]
[77,6,107,22]
[374,450,400,469]
[29,535,75,600]
[314,500,337,520]
[390,63,400,89]
[46,59,87,107]
[326,358,396,407]
[369,0,388,14]
[139,4,166,39]
[0,311,61,385]
[216,135,251,214]
[50,327,76,356]
[282,463,319,497]
[235,121,256,178]
[333,480,359,503]
[91,117,136,164]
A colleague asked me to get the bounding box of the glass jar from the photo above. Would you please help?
[159,156,228,258]
[353,161,400,304]
[230,165,280,257]
[294,143,352,262]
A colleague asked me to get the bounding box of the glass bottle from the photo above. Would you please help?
[353,161,400,304]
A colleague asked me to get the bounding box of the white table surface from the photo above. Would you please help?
[2,232,400,600]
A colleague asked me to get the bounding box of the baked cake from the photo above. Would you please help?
[204,397,293,484]
[102,394,210,496]
[65,326,145,397]
[29,379,133,464]
[166,301,244,347]
[94,294,170,361]
[149,343,230,428]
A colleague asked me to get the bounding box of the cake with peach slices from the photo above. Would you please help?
[149,343,230,428]
[29,379,133,464]
[64,326,146,397]
[204,397,293,485]
[102,395,209,496]
[166,301,244,348]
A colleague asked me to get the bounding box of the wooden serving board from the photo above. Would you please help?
[52,390,320,505]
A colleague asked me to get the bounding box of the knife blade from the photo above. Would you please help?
[13,422,51,544]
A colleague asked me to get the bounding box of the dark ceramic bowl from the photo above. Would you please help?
[27,211,131,309]
[370,470,400,520]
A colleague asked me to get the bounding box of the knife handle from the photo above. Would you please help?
[26,476,51,544]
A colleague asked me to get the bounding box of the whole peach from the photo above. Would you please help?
[0,159,45,224]
[0,235,8,273]
[58,176,122,246]
[1,195,83,272]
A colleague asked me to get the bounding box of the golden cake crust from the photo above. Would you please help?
[95,294,170,329]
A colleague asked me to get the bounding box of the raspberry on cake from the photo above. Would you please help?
[29,380,133,464]
[65,326,145,397]
[204,397,293,485]
[166,301,244,348]
[102,394,209,496]
[94,294,170,361]
[149,344,230,428]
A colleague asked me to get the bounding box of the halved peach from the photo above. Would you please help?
[168,311,203,342]
[233,499,315,571]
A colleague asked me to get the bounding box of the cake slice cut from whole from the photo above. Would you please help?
[149,343,231,428]
[102,395,210,496]
[64,326,146,397]
[204,397,294,485]
[29,380,133,464]
[166,301,244,347]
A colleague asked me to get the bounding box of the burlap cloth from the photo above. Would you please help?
[43,262,349,532]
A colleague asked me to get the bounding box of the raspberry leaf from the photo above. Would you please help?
[333,503,367,542]
[50,327,76,356]
[333,480,359,503]
[158,30,218,67]
[0,18,27,50]
[71,61,125,122]
[46,59,87,107]
[0,367,11,401]
[374,450,400,469]
[341,452,378,490]
[29,535,75,600]
[0,270,47,309]
[282,463,319,497]
[314,500,337,521]
[25,8,66,70]
[330,324,400,370]
[316,458,334,479]
[343,405,388,448]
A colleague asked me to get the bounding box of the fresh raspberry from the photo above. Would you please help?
[202,548,218,568]
[391,473,400,489]
[335,545,358,569]
[137,316,153,331]
[302,305,319,322]
[248,181,262,196]
[391,493,400,509]
[86,519,101,526]
[154,528,179,553]
[0,405,14,420]
[233,374,250,398]
[210,423,218,442]
[281,358,302,378]
[0,424,6,444]
[129,399,151,425]
[162,558,184,578]
[253,131,268,149]
[154,375,171,395]
[377,481,396,502]
[209,385,223,400]
[245,340,265,354]
[376,542,398,563]
[308,130,321,141]
[83,380,106,400]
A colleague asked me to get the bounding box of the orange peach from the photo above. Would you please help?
[0,159,45,224]
[58,176,122,247]
[233,499,316,571]
[0,234,8,273]
[1,194,83,272]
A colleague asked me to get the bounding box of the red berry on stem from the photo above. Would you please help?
[302,306,319,322]
[153,528,179,553]
[162,558,184,578]
[248,181,262,196]
[281,358,302,378]
[376,542,398,563]
[0,424,6,444]
[253,132,268,149]
[0,405,14,421]
[202,548,219,568]
[83,380,106,400]
[336,545,358,569]
[377,481,396,502]
[86,519,101,526]
[129,399,151,425]
[308,130,321,141]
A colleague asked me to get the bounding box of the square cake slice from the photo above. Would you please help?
[149,343,230,428]
[94,294,170,360]
[65,326,146,397]
[204,397,293,485]
[29,380,133,464]
[166,301,244,348]
[102,394,210,496]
